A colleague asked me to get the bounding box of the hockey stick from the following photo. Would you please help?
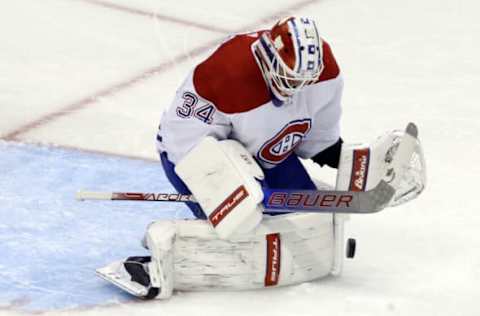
[76,191,196,203]
[76,180,395,214]
[77,123,419,214]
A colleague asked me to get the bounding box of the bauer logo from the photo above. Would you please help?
[258,119,311,165]
[349,148,370,192]
[265,233,281,286]
[209,186,249,227]
[267,191,353,209]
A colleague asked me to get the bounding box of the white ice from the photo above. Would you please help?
[0,0,479,315]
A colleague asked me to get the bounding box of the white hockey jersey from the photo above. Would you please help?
[157,32,343,169]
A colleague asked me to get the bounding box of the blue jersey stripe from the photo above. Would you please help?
[290,19,302,72]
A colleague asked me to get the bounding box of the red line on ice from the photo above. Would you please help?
[2,40,219,141]
[79,0,233,34]
[1,0,319,145]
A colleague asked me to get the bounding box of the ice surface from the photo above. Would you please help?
[1,0,480,315]
[0,142,192,312]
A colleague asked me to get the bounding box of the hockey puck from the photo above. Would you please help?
[346,238,356,258]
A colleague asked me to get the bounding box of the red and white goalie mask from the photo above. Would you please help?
[255,17,324,100]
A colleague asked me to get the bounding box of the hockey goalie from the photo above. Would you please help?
[92,17,427,299]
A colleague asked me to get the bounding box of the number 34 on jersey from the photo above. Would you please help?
[176,91,216,124]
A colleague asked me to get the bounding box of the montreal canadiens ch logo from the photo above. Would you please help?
[258,119,311,165]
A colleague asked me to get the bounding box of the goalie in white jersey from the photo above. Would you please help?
[97,16,426,299]
[157,16,344,220]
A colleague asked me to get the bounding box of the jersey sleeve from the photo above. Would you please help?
[156,70,232,164]
[295,74,344,159]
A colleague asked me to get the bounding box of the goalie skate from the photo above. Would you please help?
[96,257,159,299]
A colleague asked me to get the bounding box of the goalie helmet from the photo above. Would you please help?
[255,17,324,102]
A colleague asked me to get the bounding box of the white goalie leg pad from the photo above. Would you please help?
[175,137,265,239]
[144,221,175,299]
[311,179,348,276]
[331,213,348,276]
[145,212,335,292]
